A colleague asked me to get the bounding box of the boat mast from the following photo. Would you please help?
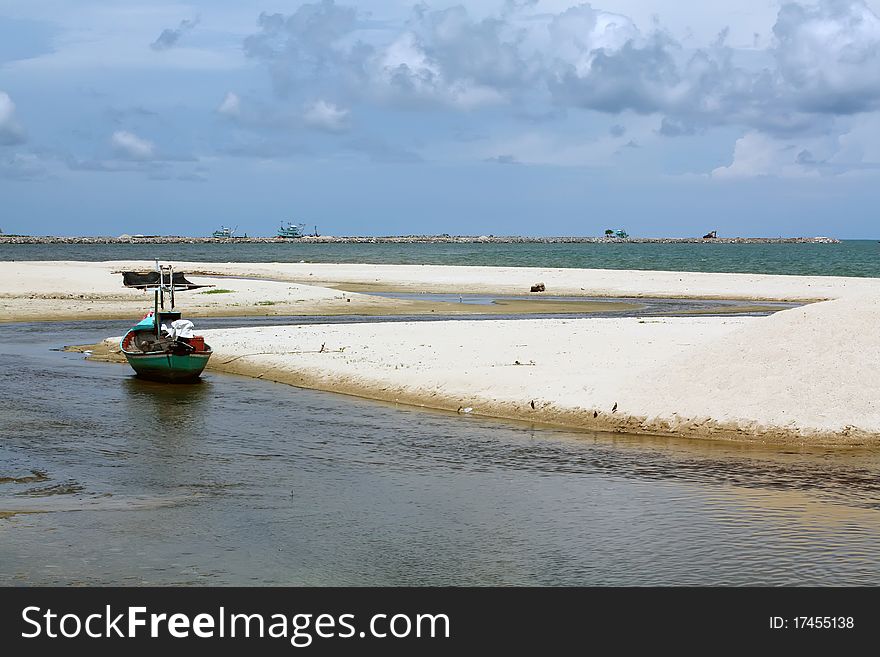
[154,289,160,338]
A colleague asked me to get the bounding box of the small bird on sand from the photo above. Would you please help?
[612,402,618,413]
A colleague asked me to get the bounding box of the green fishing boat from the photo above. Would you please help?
[277,221,306,238]
[119,264,213,382]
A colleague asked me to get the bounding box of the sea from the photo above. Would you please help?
[2,239,880,277]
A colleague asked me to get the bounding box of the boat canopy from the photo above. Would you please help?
[121,271,210,290]
[131,313,156,331]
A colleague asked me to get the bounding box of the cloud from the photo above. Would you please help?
[243,1,529,110]
[217,91,241,118]
[712,131,822,178]
[150,17,200,51]
[0,91,26,146]
[547,1,880,135]
[658,117,697,137]
[773,0,880,114]
[360,4,538,109]
[363,31,509,109]
[111,130,155,160]
[243,3,358,96]
[303,100,349,132]
[714,111,880,178]
[484,154,520,164]
[234,1,880,175]
[0,152,45,179]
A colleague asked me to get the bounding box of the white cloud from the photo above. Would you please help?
[111,130,155,160]
[303,100,349,132]
[217,91,241,117]
[0,91,26,145]
[832,113,880,165]
[773,0,880,113]
[712,131,823,178]
[548,4,642,76]
[713,109,880,179]
[363,31,509,110]
[0,152,46,179]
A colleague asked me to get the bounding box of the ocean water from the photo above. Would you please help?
[3,319,880,586]
[2,240,879,277]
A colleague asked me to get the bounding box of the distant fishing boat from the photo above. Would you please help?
[277,222,306,238]
[119,263,213,382]
[211,225,236,238]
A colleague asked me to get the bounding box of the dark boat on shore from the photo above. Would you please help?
[119,263,213,382]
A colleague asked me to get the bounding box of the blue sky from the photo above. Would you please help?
[2,0,880,237]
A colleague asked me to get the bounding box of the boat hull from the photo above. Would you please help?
[122,350,212,382]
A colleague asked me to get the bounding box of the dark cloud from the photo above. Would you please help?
[547,1,880,135]
[549,34,682,114]
[243,1,536,109]
[796,149,816,165]
[658,117,696,137]
[150,17,199,51]
[410,6,535,91]
[243,3,358,96]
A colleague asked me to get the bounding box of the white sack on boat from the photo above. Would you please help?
[168,319,195,339]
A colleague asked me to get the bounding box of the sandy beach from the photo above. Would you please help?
[4,260,878,444]
[0,261,648,322]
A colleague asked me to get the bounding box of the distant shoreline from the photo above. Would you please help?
[0,235,841,245]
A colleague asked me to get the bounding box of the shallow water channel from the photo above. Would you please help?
[1,318,879,585]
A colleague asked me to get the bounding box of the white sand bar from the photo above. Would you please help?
[5,261,880,305]
[5,260,877,443]
[105,261,880,300]
[195,292,879,445]
[0,261,404,321]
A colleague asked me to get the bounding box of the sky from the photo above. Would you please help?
[2,0,880,237]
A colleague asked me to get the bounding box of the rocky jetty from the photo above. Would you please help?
[0,234,841,245]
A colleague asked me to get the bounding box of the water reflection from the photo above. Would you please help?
[121,377,213,433]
